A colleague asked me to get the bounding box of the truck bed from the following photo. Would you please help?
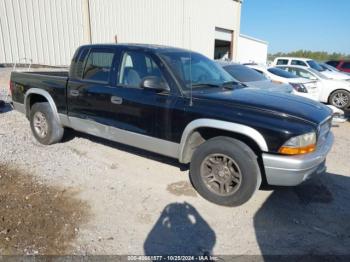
[10,70,69,114]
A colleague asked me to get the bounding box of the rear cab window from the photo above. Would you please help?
[82,49,115,83]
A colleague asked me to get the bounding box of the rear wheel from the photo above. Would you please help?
[329,90,350,109]
[190,137,261,206]
[30,102,64,145]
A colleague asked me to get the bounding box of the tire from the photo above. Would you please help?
[329,90,350,109]
[29,102,64,145]
[190,136,261,207]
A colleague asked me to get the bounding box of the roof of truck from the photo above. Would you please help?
[79,43,190,53]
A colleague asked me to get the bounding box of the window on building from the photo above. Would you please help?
[83,50,115,82]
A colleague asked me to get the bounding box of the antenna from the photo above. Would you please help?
[189,17,193,107]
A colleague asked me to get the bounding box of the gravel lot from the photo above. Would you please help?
[0,67,350,256]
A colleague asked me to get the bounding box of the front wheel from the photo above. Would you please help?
[329,90,350,109]
[189,137,261,206]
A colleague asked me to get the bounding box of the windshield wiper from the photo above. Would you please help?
[191,83,221,88]
[221,80,247,89]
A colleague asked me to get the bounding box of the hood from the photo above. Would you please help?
[244,80,294,93]
[322,70,350,80]
[192,88,332,125]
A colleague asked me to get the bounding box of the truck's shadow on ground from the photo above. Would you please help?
[63,130,350,257]
[144,202,216,256]
[254,173,350,259]
[0,100,13,114]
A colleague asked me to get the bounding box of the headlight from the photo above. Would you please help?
[279,132,316,155]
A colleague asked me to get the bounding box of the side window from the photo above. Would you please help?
[276,59,288,65]
[286,68,299,76]
[294,69,315,79]
[82,50,115,82]
[291,60,307,66]
[70,48,89,78]
[341,62,350,69]
[118,51,164,88]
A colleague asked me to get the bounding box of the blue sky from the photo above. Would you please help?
[240,0,350,54]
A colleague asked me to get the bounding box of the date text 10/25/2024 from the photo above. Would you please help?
[127,256,219,261]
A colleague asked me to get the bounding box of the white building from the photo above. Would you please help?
[236,34,268,65]
[0,0,267,66]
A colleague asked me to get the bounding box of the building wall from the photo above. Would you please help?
[0,0,86,66]
[0,0,241,66]
[237,34,268,65]
[89,0,241,59]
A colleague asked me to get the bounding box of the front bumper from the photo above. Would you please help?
[262,132,334,186]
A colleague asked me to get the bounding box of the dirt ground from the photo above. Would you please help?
[0,68,350,256]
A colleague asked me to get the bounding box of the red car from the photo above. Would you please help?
[326,60,350,73]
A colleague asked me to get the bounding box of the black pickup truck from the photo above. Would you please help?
[10,44,334,206]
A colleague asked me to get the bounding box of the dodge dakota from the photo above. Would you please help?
[10,44,334,206]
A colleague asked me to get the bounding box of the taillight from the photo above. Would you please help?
[9,81,14,96]
[290,83,308,93]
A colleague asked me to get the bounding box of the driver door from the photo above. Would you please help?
[107,50,179,139]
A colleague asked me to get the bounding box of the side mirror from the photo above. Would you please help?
[141,76,169,92]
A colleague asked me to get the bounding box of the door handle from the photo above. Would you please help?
[111,96,123,105]
[70,90,80,97]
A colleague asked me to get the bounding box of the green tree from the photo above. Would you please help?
[268,50,350,62]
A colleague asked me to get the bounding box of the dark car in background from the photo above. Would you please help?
[326,60,350,74]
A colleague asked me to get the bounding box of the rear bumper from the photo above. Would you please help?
[263,132,334,186]
[12,101,25,114]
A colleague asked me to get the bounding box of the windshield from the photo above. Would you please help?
[307,60,324,72]
[308,67,329,79]
[268,67,298,78]
[223,64,267,82]
[160,51,234,90]
[321,63,340,72]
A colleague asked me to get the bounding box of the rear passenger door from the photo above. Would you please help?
[67,47,117,125]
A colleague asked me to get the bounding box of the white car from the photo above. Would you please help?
[273,57,350,81]
[276,65,350,109]
[247,64,320,101]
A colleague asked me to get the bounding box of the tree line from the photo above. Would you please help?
[268,50,350,62]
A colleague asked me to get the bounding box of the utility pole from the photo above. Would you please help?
[82,0,92,44]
